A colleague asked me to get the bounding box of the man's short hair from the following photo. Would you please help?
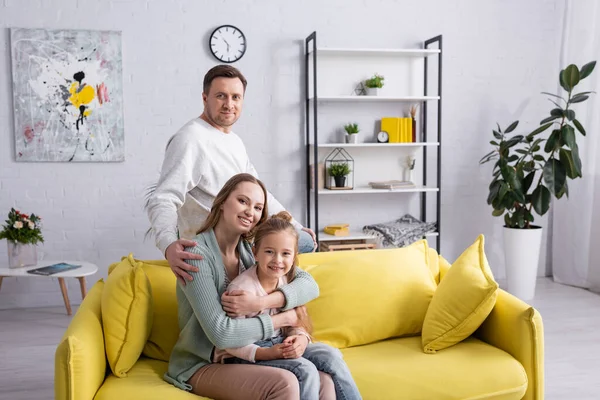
[203,65,248,94]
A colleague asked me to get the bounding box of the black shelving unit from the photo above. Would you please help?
[304,32,443,253]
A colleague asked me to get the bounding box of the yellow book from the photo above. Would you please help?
[324,227,350,236]
[325,223,349,230]
[403,118,412,142]
[382,117,400,143]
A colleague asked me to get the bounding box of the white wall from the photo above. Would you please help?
[0,0,564,309]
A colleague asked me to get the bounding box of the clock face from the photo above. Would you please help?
[209,25,246,63]
[377,131,389,143]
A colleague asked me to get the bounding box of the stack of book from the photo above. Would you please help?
[369,180,416,190]
[324,224,350,236]
[381,117,414,143]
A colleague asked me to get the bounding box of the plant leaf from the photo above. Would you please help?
[487,180,501,205]
[571,143,583,177]
[492,208,505,217]
[573,119,586,136]
[543,158,567,197]
[493,130,502,139]
[505,121,519,133]
[529,122,553,137]
[579,61,596,80]
[565,109,575,121]
[504,213,511,227]
[479,150,496,164]
[559,148,577,179]
[542,91,566,101]
[534,154,545,162]
[569,94,589,103]
[550,108,564,117]
[557,181,569,199]
[540,115,560,125]
[532,185,551,216]
[548,98,564,109]
[560,69,569,92]
[523,172,536,193]
[544,129,560,152]
[563,64,580,91]
[561,125,576,150]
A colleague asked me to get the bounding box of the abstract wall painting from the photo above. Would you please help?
[10,28,124,162]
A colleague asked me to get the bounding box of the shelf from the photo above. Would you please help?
[319,230,439,242]
[316,186,439,195]
[309,96,440,102]
[311,142,439,148]
[311,48,441,57]
[319,231,376,242]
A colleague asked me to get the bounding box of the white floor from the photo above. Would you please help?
[0,278,599,400]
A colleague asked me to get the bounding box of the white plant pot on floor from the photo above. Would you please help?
[503,226,543,301]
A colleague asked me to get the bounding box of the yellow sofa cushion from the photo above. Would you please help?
[135,259,180,361]
[342,336,527,400]
[422,234,499,353]
[102,254,153,377]
[95,358,203,400]
[55,280,106,400]
[298,240,436,349]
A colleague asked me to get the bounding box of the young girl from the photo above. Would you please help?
[216,211,362,400]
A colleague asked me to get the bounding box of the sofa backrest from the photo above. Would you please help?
[108,241,448,362]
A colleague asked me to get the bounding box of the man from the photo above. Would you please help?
[146,65,317,285]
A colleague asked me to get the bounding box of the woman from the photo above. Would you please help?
[164,173,330,399]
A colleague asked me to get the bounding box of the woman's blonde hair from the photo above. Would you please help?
[197,173,268,241]
[253,211,313,335]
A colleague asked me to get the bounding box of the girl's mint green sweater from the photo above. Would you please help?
[164,228,319,391]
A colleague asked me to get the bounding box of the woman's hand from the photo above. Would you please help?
[221,289,264,317]
[282,335,309,359]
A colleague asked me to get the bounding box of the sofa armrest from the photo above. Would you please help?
[55,280,107,400]
[475,289,544,400]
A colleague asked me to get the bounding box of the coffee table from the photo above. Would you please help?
[0,260,98,315]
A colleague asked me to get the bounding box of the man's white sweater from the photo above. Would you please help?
[147,118,302,254]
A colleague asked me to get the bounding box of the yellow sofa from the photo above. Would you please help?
[55,246,544,400]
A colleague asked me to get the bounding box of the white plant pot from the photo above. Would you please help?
[503,226,543,301]
[345,134,358,143]
[7,241,38,268]
[366,87,380,96]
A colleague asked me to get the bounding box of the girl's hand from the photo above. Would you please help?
[282,335,309,359]
[256,345,286,361]
[221,289,263,317]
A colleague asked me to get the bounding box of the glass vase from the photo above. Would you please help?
[7,241,38,268]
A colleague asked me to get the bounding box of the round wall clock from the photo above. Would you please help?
[209,25,246,63]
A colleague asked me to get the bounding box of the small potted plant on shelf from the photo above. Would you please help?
[0,207,44,268]
[344,123,360,143]
[364,73,384,96]
[479,60,595,301]
[328,162,352,188]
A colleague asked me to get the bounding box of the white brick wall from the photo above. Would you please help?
[0,0,564,309]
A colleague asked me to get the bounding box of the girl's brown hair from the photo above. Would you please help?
[197,173,268,241]
[253,211,313,335]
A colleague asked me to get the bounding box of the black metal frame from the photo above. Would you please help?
[304,32,442,253]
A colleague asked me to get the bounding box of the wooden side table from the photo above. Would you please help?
[0,260,98,315]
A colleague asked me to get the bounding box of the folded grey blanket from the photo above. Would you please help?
[363,214,437,248]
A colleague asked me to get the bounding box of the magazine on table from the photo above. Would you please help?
[27,263,82,276]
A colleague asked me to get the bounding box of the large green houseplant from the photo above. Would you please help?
[479,60,595,300]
